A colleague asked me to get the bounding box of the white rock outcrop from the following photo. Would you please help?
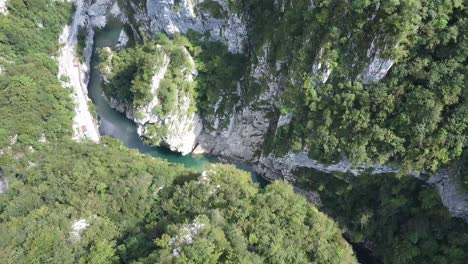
[116,29,129,50]
[359,38,394,84]
[57,0,127,142]
[168,217,205,256]
[107,47,202,155]
[311,48,332,85]
[256,151,399,181]
[257,151,468,223]
[195,107,270,161]
[0,0,8,15]
[277,113,293,128]
[194,43,281,161]
[71,219,89,240]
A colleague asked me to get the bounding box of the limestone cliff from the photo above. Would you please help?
[428,169,468,222]
[102,43,202,155]
[57,0,129,142]
[106,0,396,161]
[134,0,247,53]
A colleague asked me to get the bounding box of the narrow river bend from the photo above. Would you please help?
[87,21,265,184]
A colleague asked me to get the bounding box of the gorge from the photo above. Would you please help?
[70,0,467,221]
[0,0,467,263]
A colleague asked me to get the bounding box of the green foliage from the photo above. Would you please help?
[0,138,192,263]
[296,168,468,264]
[197,1,228,19]
[99,33,199,117]
[76,27,87,62]
[139,165,357,263]
[98,42,165,108]
[0,0,74,149]
[0,140,356,263]
[190,38,247,127]
[245,0,467,172]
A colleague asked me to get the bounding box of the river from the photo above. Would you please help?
[87,20,265,184]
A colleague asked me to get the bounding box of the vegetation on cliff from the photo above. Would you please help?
[99,31,247,132]
[0,3,357,262]
[245,0,467,173]
[0,0,73,149]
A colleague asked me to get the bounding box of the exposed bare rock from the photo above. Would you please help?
[312,48,332,85]
[359,38,394,84]
[428,169,468,222]
[143,0,247,53]
[71,219,89,241]
[115,29,129,50]
[194,43,281,161]
[57,0,105,142]
[0,170,8,194]
[196,107,271,162]
[0,0,8,15]
[106,47,202,155]
[168,217,205,256]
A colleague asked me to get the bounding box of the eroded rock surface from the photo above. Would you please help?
[0,170,8,194]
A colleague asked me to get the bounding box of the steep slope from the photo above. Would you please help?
[102,1,466,173]
[0,1,358,263]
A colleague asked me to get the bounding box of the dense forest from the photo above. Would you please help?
[1,0,467,263]
[0,0,73,149]
[296,168,468,263]
[0,139,356,263]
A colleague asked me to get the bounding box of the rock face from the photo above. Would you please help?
[57,0,128,142]
[169,217,205,256]
[359,38,394,84]
[92,0,467,222]
[194,43,280,162]
[256,152,400,181]
[195,107,270,161]
[105,46,202,155]
[71,219,89,241]
[428,169,468,222]
[115,29,129,50]
[0,0,8,15]
[0,170,8,194]
[136,0,247,53]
